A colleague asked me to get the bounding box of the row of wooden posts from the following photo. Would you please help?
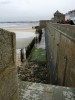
[20,28,43,62]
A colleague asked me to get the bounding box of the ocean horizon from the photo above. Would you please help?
[0,22,39,49]
[0,22,39,28]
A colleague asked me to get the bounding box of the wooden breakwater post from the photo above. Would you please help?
[26,38,35,59]
[20,48,25,62]
[20,38,35,61]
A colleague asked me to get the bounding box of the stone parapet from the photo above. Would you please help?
[0,29,18,100]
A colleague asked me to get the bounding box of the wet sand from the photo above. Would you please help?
[4,28,36,32]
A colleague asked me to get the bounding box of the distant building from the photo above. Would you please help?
[54,10,65,23]
[65,10,75,24]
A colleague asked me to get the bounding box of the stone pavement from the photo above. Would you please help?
[19,81,75,100]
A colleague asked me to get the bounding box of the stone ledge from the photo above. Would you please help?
[19,81,75,100]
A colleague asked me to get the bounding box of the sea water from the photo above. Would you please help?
[0,22,39,28]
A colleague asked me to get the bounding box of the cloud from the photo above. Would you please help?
[0,0,10,4]
[0,0,75,21]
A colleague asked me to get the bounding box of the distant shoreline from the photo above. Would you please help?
[0,21,39,23]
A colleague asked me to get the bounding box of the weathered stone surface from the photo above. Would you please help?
[45,22,75,87]
[19,81,75,100]
[40,20,49,28]
[0,29,15,71]
[18,61,49,84]
[0,29,18,100]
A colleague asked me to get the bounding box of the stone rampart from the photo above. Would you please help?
[45,22,75,87]
[40,20,50,28]
[0,29,18,100]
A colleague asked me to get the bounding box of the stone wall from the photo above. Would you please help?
[45,22,75,87]
[0,29,18,100]
[40,20,49,28]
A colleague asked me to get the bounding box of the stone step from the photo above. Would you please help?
[19,81,75,100]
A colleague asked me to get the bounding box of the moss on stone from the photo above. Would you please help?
[29,48,46,62]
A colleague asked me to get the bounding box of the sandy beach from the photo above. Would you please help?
[4,27,36,32]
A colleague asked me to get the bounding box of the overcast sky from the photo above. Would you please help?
[0,0,75,21]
